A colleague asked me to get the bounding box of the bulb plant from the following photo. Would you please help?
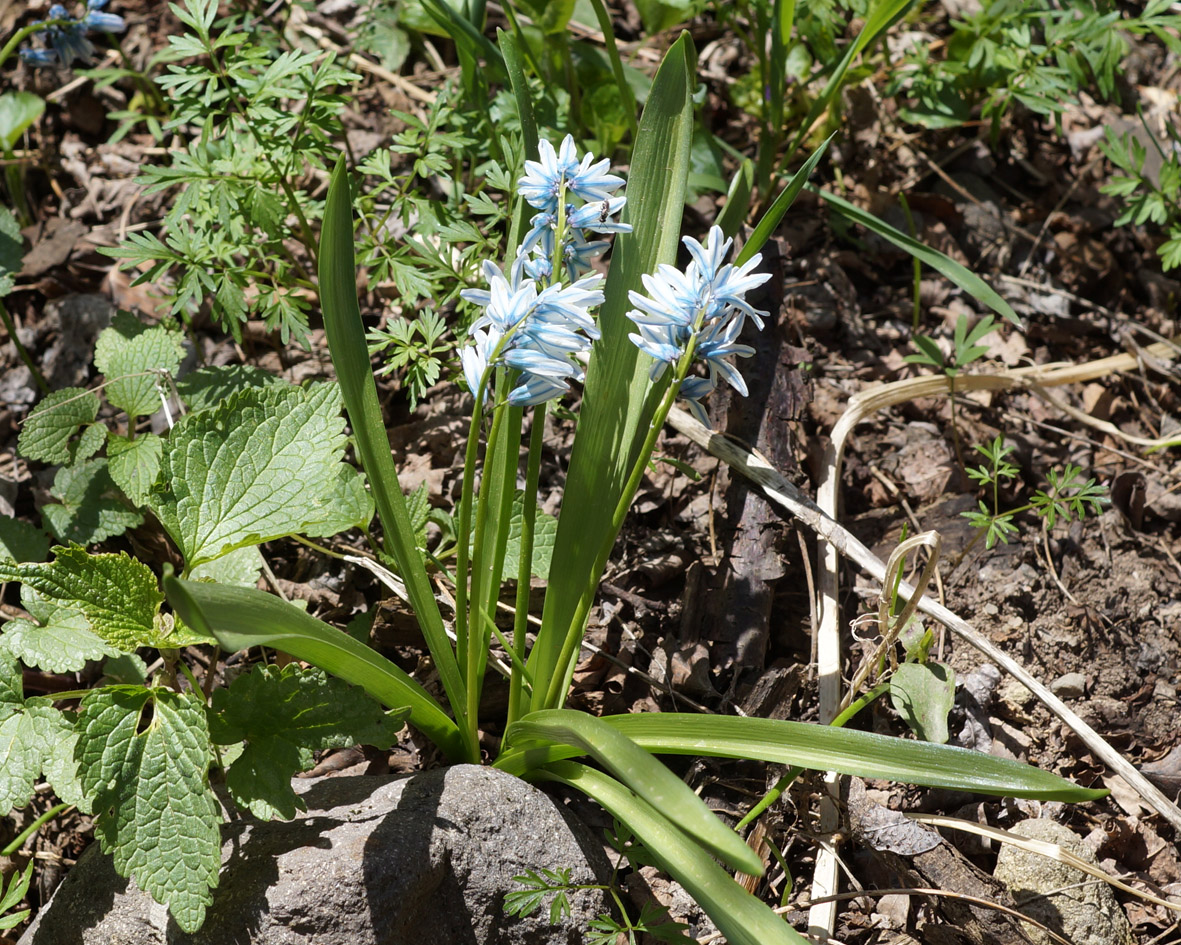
[164,34,1106,945]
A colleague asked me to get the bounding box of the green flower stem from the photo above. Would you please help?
[0,300,48,394]
[453,381,489,693]
[0,803,70,857]
[0,19,70,70]
[540,330,703,710]
[734,680,892,832]
[508,401,546,728]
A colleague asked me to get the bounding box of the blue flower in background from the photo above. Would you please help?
[20,0,124,68]
[626,225,771,426]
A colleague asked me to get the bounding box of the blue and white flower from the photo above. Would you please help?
[626,225,771,426]
[20,0,124,68]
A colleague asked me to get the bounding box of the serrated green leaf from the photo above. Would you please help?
[107,432,164,507]
[78,687,220,932]
[41,716,90,813]
[149,382,348,568]
[889,661,955,744]
[209,663,407,819]
[0,544,197,651]
[0,652,21,709]
[189,544,262,588]
[0,684,61,814]
[41,459,144,545]
[301,465,375,539]
[75,422,108,463]
[1,585,120,672]
[174,364,285,412]
[504,493,556,580]
[17,389,101,465]
[0,515,49,563]
[94,313,185,419]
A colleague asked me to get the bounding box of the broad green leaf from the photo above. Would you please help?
[0,651,20,708]
[504,493,556,580]
[189,544,262,588]
[17,388,100,464]
[78,687,220,933]
[75,421,107,463]
[164,575,465,761]
[0,514,49,563]
[301,465,375,538]
[209,664,409,820]
[0,207,21,297]
[41,459,144,545]
[93,312,184,419]
[41,713,90,812]
[149,382,348,568]
[0,545,198,651]
[890,662,955,744]
[107,432,164,507]
[320,159,469,761]
[1,585,120,673]
[0,656,62,814]
[0,91,45,151]
[530,33,695,711]
[813,186,1020,327]
[509,710,762,875]
[534,761,804,945]
[633,0,707,34]
[174,364,285,412]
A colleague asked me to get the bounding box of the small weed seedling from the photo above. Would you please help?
[1100,119,1181,273]
[963,436,1110,549]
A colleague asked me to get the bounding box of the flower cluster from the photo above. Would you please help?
[626,226,771,426]
[459,258,604,406]
[517,136,631,283]
[459,136,630,407]
[20,0,125,68]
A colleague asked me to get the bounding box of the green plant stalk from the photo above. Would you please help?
[508,402,546,727]
[0,300,49,394]
[539,326,703,711]
[898,192,922,330]
[319,159,473,761]
[588,0,638,141]
[0,803,70,857]
[452,380,489,688]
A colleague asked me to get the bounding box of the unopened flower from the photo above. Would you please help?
[626,225,771,426]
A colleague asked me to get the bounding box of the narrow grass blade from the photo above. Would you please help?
[527,33,695,711]
[319,159,473,760]
[813,185,1021,326]
[602,714,1107,802]
[508,709,762,875]
[533,762,807,945]
[737,134,832,265]
[164,575,465,760]
[497,28,537,159]
[716,157,755,238]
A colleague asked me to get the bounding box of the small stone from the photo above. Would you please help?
[994,818,1134,945]
[982,602,999,616]
[1050,672,1087,699]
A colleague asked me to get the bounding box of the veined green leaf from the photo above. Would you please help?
[17,388,100,465]
[78,686,220,932]
[93,312,184,420]
[163,576,465,761]
[148,382,349,568]
[320,158,471,762]
[209,664,408,820]
[106,432,163,507]
[0,514,49,564]
[0,585,119,673]
[508,709,762,875]
[528,33,695,711]
[533,761,806,945]
[813,186,1020,327]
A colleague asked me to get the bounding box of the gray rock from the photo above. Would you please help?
[1050,672,1087,699]
[993,818,1134,945]
[20,766,611,945]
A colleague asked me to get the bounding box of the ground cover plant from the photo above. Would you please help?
[2,0,1181,943]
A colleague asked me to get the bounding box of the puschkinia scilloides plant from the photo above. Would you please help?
[163,36,1106,945]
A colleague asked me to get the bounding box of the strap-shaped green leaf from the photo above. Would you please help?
[528,33,695,711]
[319,158,472,761]
[164,575,464,761]
[508,709,762,875]
[532,761,806,945]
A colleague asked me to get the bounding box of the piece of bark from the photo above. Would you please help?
[845,778,1031,945]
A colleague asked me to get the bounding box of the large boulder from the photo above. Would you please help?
[19,765,612,944]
